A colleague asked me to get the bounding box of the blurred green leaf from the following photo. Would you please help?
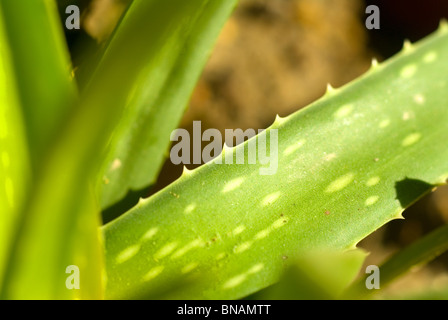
[249,250,366,300]
[0,0,102,299]
[0,0,77,166]
[99,0,238,210]
[0,10,30,290]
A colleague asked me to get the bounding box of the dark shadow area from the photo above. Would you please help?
[394,178,434,209]
[101,187,150,224]
[370,180,448,272]
[364,0,448,58]
[384,182,448,267]
[57,1,99,68]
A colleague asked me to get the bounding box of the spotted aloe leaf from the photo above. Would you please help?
[99,0,238,210]
[103,24,448,299]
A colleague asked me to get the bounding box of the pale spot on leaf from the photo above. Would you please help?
[110,158,122,171]
[334,104,354,119]
[143,266,164,282]
[247,263,264,274]
[254,228,271,240]
[222,274,247,289]
[141,227,158,241]
[116,244,141,264]
[184,203,196,215]
[423,52,437,63]
[272,217,289,229]
[231,225,246,237]
[222,264,265,290]
[324,153,337,161]
[261,191,281,206]
[216,252,226,260]
[365,196,379,206]
[366,177,380,187]
[234,241,253,254]
[181,262,199,274]
[154,242,178,260]
[325,173,355,193]
[413,94,425,105]
[402,133,421,147]
[222,177,245,193]
[171,239,204,259]
[400,64,417,78]
[402,111,413,121]
[379,119,390,128]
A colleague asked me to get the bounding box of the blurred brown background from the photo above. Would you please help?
[60,0,448,297]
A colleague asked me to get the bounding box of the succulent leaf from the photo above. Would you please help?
[103,24,448,299]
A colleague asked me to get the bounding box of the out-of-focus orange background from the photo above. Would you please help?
[62,0,448,297]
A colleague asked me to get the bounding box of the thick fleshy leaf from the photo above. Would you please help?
[103,25,448,299]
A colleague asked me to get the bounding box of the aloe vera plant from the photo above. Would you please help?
[0,0,447,300]
[103,21,448,300]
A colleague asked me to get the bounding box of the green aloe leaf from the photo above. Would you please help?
[0,0,77,165]
[103,24,448,299]
[0,11,30,290]
[98,0,238,210]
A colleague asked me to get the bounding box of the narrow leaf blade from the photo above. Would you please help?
[0,10,30,290]
[0,0,77,164]
[99,0,238,210]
